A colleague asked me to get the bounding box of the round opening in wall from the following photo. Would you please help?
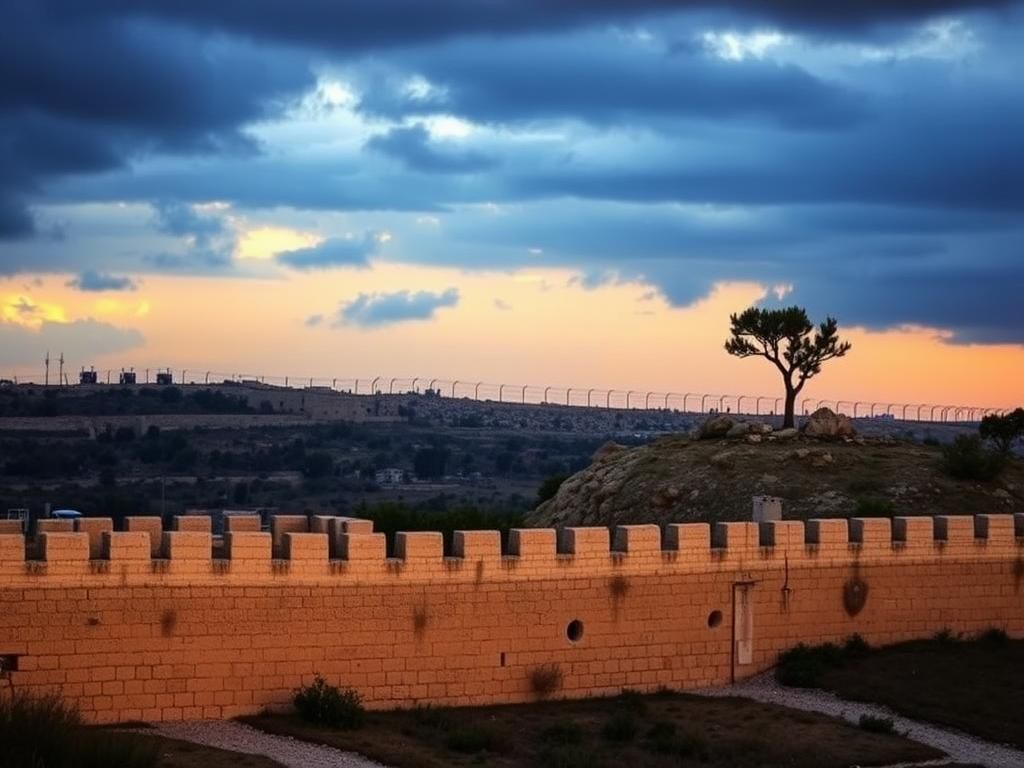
[707,610,723,629]
[566,619,584,643]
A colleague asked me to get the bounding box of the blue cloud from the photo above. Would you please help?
[276,235,379,270]
[366,124,496,173]
[66,270,137,292]
[335,288,460,327]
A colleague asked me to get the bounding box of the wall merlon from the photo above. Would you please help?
[974,514,1016,548]
[124,517,163,557]
[284,533,330,567]
[174,516,211,533]
[395,532,444,561]
[41,532,90,570]
[37,519,74,535]
[762,520,804,551]
[271,515,309,553]
[75,518,113,559]
[163,532,212,563]
[225,531,272,559]
[664,523,710,562]
[935,515,976,544]
[338,532,387,562]
[712,522,759,559]
[612,525,661,555]
[0,534,25,575]
[339,517,374,534]
[892,516,935,553]
[452,530,501,561]
[311,516,339,535]
[806,518,848,546]
[508,528,557,562]
[849,517,892,555]
[0,520,23,535]
[558,527,610,556]
[102,531,152,562]
[223,516,261,534]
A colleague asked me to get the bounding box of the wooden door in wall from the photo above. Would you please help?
[731,582,755,682]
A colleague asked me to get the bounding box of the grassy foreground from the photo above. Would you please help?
[243,689,941,768]
[777,630,1024,749]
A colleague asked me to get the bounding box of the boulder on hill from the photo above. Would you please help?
[800,407,856,440]
[696,414,735,439]
[593,441,627,461]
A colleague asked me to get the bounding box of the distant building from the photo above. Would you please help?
[375,468,405,485]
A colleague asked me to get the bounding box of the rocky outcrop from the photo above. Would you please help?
[800,407,856,440]
[695,414,735,439]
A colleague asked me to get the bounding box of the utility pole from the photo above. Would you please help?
[58,353,64,387]
[44,351,50,386]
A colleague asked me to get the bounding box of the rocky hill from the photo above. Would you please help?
[527,411,1022,528]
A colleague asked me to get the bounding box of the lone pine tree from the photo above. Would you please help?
[725,306,851,429]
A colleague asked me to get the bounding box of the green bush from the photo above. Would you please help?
[775,642,844,687]
[941,435,1006,481]
[0,691,158,768]
[858,714,896,734]
[293,675,364,729]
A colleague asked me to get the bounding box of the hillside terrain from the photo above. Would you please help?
[528,427,1022,528]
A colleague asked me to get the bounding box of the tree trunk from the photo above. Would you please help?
[783,388,797,429]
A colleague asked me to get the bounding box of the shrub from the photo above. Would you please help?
[529,664,563,699]
[601,711,637,742]
[535,474,568,507]
[775,642,844,688]
[293,675,364,729]
[842,633,871,659]
[410,703,450,730]
[979,408,1024,454]
[858,714,896,734]
[941,435,1006,481]
[978,627,1009,646]
[0,690,158,768]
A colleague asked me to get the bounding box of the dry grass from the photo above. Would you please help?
[810,634,1024,749]
[143,735,284,768]
[242,689,942,768]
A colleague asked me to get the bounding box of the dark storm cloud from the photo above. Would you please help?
[3,0,1022,344]
[356,37,866,130]
[366,125,497,173]
[53,0,1017,48]
[0,3,312,239]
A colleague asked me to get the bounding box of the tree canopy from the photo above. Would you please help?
[725,305,851,428]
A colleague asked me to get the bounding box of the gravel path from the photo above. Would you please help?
[696,672,1024,768]
[143,720,387,768]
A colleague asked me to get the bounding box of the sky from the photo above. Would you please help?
[1,1,1022,408]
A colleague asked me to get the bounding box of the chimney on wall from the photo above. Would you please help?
[752,496,782,522]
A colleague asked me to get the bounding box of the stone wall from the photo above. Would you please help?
[0,513,1021,724]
